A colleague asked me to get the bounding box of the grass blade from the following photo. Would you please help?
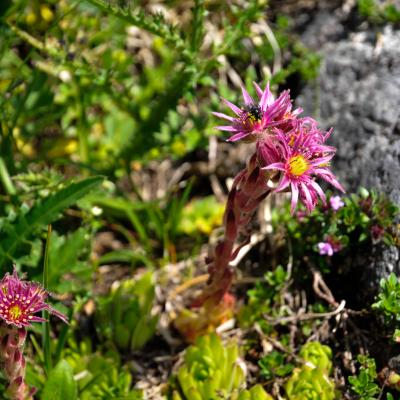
[43,225,52,374]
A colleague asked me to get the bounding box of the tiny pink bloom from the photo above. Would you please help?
[318,242,334,256]
[318,236,342,256]
[0,268,68,328]
[212,82,301,142]
[262,126,345,214]
[329,195,344,211]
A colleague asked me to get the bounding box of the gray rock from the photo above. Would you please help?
[298,22,400,301]
[300,11,345,49]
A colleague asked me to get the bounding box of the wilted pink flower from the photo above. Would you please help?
[262,126,345,213]
[212,82,302,142]
[329,195,344,211]
[0,268,67,328]
[318,242,334,256]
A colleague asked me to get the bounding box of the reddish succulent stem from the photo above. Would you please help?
[193,153,271,308]
[0,323,32,400]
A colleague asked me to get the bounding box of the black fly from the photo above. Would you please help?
[241,104,263,122]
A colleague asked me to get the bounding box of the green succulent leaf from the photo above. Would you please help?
[96,272,158,352]
[41,360,77,400]
[174,333,246,399]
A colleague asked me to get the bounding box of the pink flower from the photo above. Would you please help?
[317,242,334,256]
[212,82,302,142]
[318,236,342,256]
[329,195,344,211]
[0,268,68,328]
[262,126,345,214]
[212,82,344,214]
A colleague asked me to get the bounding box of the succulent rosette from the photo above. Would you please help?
[0,268,68,328]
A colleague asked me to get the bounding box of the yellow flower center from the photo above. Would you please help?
[9,305,22,320]
[288,155,309,176]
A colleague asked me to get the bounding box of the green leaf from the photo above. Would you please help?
[0,176,103,268]
[85,0,187,54]
[42,360,77,400]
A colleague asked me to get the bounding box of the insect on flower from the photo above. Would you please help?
[0,268,68,328]
[213,83,302,142]
[212,82,345,214]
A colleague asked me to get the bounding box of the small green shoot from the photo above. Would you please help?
[348,355,380,400]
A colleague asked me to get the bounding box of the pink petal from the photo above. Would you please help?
[290,182,299,214]
[46,305,69,324]
[328,176,345,193]
[241,86,254,105]
[275,175,290,192]
[313,168,330,175]
[262,162,286,172]
[227,131,250,142]
[253,82,263,98]
[292,107,303,117]
[211,111,236,122]
[314,169,345,192]
[260,82,273,110]
[301,183,313,212]
[309,180,326,205]
[222,98,242,116]
[324,127,333,140]
[215,125,239,132]
[310,154,334,166]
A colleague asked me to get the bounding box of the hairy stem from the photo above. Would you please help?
[0,323,32,400]
[194,152,271,308]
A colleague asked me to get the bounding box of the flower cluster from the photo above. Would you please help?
[0,268,67,328]
[213,83,344,213]
[177,83,344,339]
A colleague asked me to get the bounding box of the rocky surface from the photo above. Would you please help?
[299,26,400,203]
[298,14,400,300]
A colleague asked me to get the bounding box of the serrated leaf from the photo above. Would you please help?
[0,176,103,268]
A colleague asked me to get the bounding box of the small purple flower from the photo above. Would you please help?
[317,242,334,256]
[212,82,301,142]
[329,195,344,211]
[0,268,68,328]
[318,236,342,256]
